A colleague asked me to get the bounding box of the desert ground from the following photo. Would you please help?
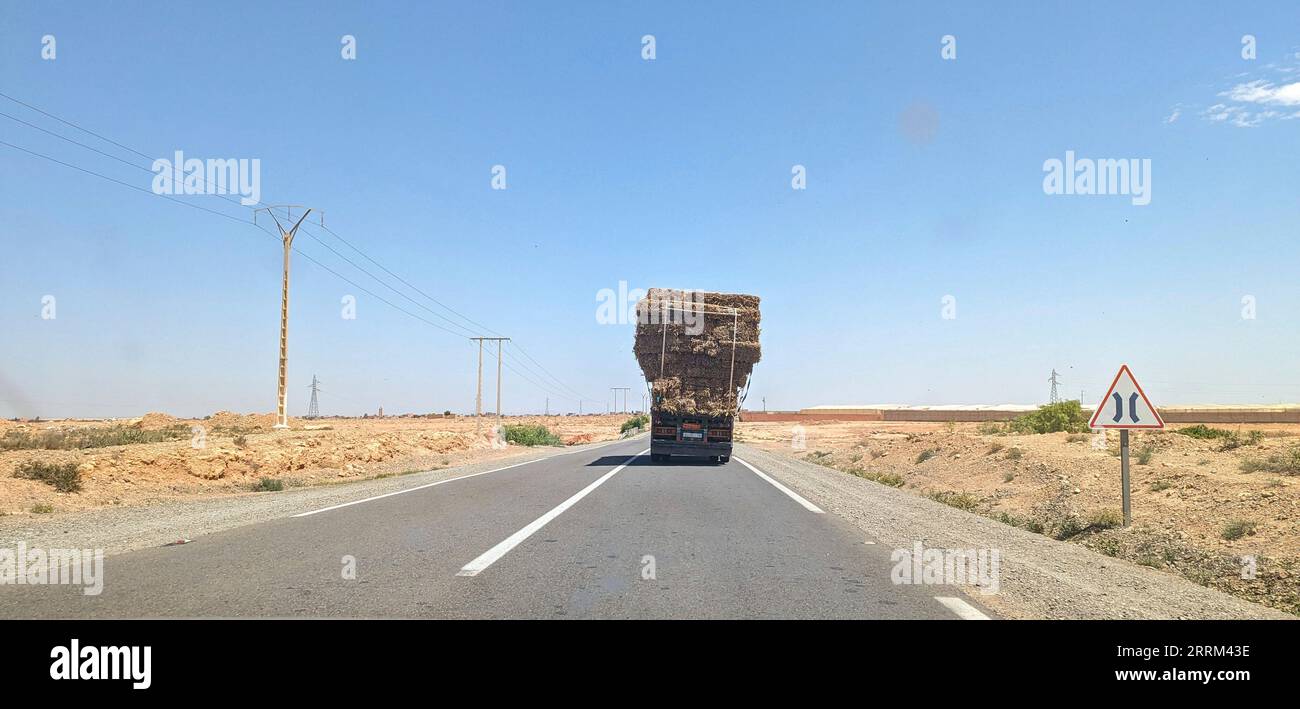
[4,412,1296,615]
[0,413,631,516]
[737,419,1300,616]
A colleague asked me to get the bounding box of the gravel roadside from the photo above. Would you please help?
[0,438,635,556]
[736,443,1293,620]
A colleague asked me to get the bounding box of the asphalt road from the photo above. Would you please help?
[0,436,993,619]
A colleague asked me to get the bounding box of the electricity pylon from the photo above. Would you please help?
[254,206,319,430]
[307,375,321,419]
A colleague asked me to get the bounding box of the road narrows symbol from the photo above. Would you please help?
[1089,365,1163,431]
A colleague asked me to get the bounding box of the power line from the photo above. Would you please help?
[0,90,161,164]
[0,107,486,340]
[0,137,493,339]
[0,92,596,402]
[1,134,594,413]
[506,341,595,402]
[316,223,499,337]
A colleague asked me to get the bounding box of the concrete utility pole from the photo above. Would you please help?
[470,337,509,431]
[254,206,318,430]
[611,387,631,414]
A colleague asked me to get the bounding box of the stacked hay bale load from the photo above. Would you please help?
[633,288,761,416]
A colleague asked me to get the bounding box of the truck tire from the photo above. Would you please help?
[719,455,730,464]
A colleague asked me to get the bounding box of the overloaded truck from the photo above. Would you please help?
[634,289,761,464]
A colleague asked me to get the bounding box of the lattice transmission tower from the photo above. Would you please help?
[307,375,321,419]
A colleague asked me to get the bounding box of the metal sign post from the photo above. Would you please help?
[1120,429,1131,526]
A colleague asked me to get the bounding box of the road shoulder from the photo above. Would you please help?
[736,444,1292,619]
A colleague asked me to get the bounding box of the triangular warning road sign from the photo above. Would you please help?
[1089,365,1164,429]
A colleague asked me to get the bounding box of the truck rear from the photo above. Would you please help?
[649,409,734,463]
[634,288,761,464]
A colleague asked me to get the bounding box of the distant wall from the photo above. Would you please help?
[740,409,1300,424]
[740,411,884,422]
[1161,410,1300,424]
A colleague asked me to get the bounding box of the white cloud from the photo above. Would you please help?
[1164,106,1182,123]
[1198,54,1300,127]
[1221,79,1300,106]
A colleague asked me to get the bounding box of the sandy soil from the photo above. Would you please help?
[737,420,1300,616]
[0,414,630,516]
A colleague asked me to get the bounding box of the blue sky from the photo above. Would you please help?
[2,1,1298,418]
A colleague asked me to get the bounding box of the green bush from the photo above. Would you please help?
[1221,519,1256,541]
[620,414,649,433]
[31,503,54,514]
[1217,430,1264,452]
[0,424,190,451]
[1005,447,1023,460]
[1136,444,1155,465]
[925,490,981,511]
[915,449,938,464]
[503,424,562,446]
[1175,424,1232,439]
[1009,400,1090,434]
[872,472,905,487]
[1086,508,1125,530]
[1054,516,1086,540]
[13,461,83,493]
[993,511,1045,534]
[251,477,284,492]
[844,467,904,487]
[1240,447,1300,475]
[977,421,1006,435]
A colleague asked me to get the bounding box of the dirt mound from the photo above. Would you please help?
[634,289,761,416]
[137,412,181,430]
[207,411,279,431]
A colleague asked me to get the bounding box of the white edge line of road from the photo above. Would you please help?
[934,596,991,620]
[732,456,824,513]
[456,447,650,577]
[292,437,640,518]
